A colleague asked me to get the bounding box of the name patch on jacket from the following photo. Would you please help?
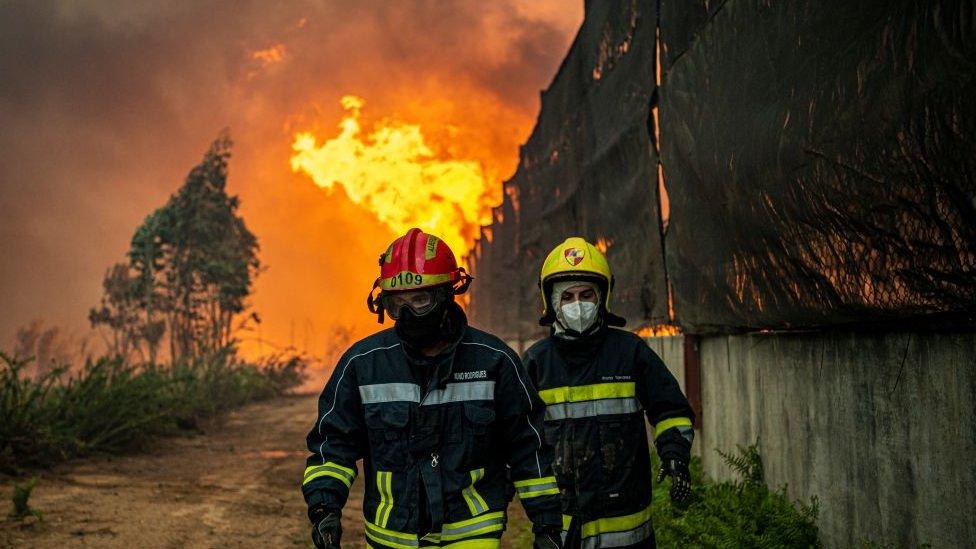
[454,370,488,381]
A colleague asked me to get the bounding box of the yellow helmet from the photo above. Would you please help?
[538,237,625,327]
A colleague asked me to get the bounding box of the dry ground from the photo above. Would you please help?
[0,394,532,548]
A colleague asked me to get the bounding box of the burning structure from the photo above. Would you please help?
[466,1,976,546]
[467,0,975,342]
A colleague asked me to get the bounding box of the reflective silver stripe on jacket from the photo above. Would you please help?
[423,381,495,405]
[581,519,653,549]
[358,381,495,405]
[544,397,641,421]
[359,383,421,404]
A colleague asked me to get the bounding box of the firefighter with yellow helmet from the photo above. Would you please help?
[522,237,695,548]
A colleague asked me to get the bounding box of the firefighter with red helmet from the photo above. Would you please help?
[523,237,695,548]
[302,228,563,548]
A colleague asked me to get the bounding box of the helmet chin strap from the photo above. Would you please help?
[366,280,386,324]
[453,268,473,295]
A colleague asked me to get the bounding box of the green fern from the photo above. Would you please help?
[717,442,765,485]
[652,442,821,548]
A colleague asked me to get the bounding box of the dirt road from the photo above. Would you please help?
[0,394,532,548]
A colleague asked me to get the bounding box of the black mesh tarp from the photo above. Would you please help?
[469,0,668,342]
[661,0,976,331]
[468,0,976,337]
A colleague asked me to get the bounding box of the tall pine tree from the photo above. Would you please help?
[90,132,260,363]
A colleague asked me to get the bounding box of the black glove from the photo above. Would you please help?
[657,458,692,504]
[533,527,563,549]
[310,509,341,549]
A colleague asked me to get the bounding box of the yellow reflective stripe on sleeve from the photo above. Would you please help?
[654,416,693,439]
[513,476,560,499]
[538,382,636,405]
[374,470,394,528]
[302,462,356,488]
[513,476,555,488]
[365,519,419,548]
[580,503,653,539]
[462,469,490,516]
[440,511,506,542]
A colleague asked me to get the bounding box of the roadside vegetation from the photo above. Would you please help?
[651,444,820,547]
[0,351,305,474]
[1,133,308,476]
[505,444,821,547]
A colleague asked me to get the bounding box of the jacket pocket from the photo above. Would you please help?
[543,422,568,478]
[365,403,411,471]
[596,416,640,487]
[463,402,495,430]
[462,402,495,466]
[597,414,651,509]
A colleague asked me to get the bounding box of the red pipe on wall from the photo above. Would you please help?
[683,334,702,429]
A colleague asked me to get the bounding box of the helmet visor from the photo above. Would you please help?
[381,288,441,320]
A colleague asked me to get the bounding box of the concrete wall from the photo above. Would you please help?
[644,335,685,389]
[524,331,975,546]
[646,334,706,460]
[696,331,976,548]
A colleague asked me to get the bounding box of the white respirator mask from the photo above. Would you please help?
[552,280,601,335]
[559,300,599,333]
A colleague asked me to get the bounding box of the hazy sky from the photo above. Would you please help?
[0,0,583,357]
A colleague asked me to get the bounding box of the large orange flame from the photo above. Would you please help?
[289,95,499,257]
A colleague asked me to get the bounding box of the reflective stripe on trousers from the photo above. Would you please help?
[368,541,500,549]
[364,511,505,548]
[561,503,655,549]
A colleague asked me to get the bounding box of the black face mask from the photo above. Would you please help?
[395,302,449,349]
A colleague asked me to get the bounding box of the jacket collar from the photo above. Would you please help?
[551,322,609,367]
[401,303,467,389]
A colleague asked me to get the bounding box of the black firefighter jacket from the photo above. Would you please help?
[303,310,562,548]
[523,326,695,548]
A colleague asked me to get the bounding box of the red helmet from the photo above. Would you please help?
[366,228,472,322]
